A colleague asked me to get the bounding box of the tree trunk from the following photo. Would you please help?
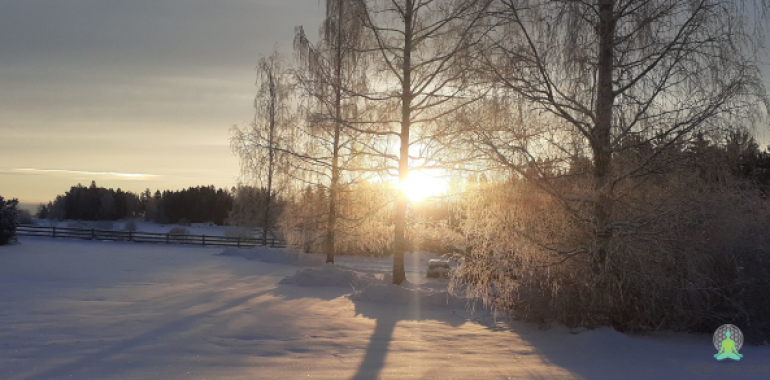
[325,0,345,264]
[264,74,277,247]
[327,133,340,263]
[393,0,413,285]
[262,186,271,247]
[591,0,616,279]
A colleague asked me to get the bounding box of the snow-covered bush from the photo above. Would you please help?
[0,196,19,245]
[123,221,137,232]
[453,172,770,342]
[279,181,394,256]
[66,221,88,228]
[411,223,463,255]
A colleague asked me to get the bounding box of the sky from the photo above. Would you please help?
[0,0,324,206]
[1,1,769,209]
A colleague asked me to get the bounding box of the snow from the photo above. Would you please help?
[335,251,451,273]
[277,264,463,308]
[280,263,383,288]
[1,237,768,380]
[220,246,325,266]
[350,283,466,309]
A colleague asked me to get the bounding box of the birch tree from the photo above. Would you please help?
[293,0,369,263]
[231,51,295,246]
[358,0,491,284]
[472,0,768,282]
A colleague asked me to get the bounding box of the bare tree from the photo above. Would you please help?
[231,51,295,246]
[294,0,370,263]
[357,0,491,284]
[472,0,768,281]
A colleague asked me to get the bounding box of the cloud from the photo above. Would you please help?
[11,168,160,180]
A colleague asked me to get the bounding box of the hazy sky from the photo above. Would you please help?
[1,1,768,208]
[0,0,323,205]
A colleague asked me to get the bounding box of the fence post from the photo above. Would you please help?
[166,233,169,244]
[52,226,56,238]
[91,228,95,240]
[237,237,240,248]
[202,235,206,246]
[129,230,133,242]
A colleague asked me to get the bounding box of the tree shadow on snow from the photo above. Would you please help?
[485,317,770,380]
[269,283,356,301]
[347,291,472,380]
[16,289,273,380]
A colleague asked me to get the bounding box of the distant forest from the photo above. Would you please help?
[36,181,235,225]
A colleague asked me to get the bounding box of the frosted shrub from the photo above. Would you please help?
[280,181,394,256]
[412,224,463,254]
[452,176,770,342]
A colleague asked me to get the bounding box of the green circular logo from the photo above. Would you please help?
[713,324,743,351]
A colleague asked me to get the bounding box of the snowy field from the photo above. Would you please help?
[1,238,768,380]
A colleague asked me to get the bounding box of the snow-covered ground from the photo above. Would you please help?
[1,237,768,380]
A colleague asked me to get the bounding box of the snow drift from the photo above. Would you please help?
[350,283,466,308]
[280,264,465,308]
[219,246,325,266]
[279,263,383,288]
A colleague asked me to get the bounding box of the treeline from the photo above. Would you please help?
[37,181,235,225]
[141,186,233,225]
[37,181,142,221]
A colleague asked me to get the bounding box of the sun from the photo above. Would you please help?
[400,170,448,203]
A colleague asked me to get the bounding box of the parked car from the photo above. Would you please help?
[427,259,451,278]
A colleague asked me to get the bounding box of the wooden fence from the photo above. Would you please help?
[16,225,287,248]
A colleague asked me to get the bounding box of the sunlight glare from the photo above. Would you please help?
[400,170,448,203]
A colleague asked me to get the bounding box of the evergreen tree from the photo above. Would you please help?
[36,203,49,219]
[0,195,19,245]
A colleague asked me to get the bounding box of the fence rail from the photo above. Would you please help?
[16,225,287,248]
